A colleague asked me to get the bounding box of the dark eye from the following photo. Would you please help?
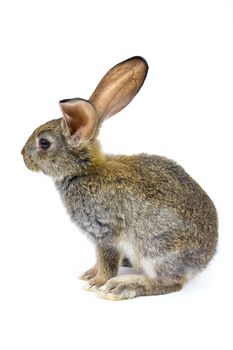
[39,138,51,150]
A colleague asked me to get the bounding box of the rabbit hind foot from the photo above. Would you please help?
[97,275,184,301]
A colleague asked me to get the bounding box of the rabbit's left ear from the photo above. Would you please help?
[89,56,148,123]
[59,98,97,143]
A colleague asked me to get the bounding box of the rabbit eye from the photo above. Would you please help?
[39,138,51,150]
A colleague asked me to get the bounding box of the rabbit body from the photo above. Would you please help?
[56,151,217,282]
[22,57,218,300]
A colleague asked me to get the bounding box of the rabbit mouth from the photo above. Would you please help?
[22,152,41,172]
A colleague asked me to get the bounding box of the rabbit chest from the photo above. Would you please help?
[56,176,123,242]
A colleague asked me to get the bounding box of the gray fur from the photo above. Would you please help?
[55,153,217,280]
[22,56,218,299]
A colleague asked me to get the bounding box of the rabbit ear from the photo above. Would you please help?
[59,98,97,143]
[89,56,148,123]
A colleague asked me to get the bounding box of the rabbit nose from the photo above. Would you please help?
[21,146,26,155]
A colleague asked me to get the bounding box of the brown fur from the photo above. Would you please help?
[22,57,218,300]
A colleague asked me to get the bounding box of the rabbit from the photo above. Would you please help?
[22,56,218,300]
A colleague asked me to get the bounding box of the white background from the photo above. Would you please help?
[0,0,233,349]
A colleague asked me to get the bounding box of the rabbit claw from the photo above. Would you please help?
[83,276,107,291]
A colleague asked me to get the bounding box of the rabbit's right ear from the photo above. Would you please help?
[90,56,148,123]
[59,98,97,146]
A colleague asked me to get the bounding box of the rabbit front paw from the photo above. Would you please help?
[79,266,98,281]
[83,276,108,292]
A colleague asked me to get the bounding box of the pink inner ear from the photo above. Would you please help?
[59,98,97,142]
[63,113,78,135]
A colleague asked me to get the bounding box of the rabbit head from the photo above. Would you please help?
[22,56,148,179]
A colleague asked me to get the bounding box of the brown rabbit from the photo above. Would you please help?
[22,56,218,300]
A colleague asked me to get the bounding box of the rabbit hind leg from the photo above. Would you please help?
[97,275,184,300]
